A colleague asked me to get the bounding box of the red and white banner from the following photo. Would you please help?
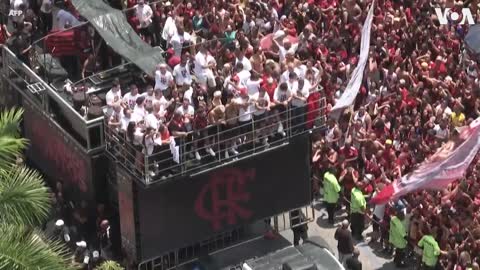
[371,118,480,204]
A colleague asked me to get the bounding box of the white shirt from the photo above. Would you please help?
[194,51,209,76]
[142,93,155,108]
[144,135,155,155]
[292,81,310,107]
[109,110,123,131]
[183,87,194,105]
[298,65,320,79]
[170,32,191,56]
[235,57,252,72]
[280,69,301,83]
[287,80,298,93]
[252,92,270,116]
[154,70,174,91]
[242,20,255,34]
[56,9,80,30]
[106,88,122,107]
[173,62,192,86]
[237,70,251,86]
[145,113,161,130]
[246,78,261,97]
[123,92,139,110]
[278,44,298,62]
[206,55,216,69]
[373,199,386,220]
[120,115,131,132]
[153,96,169,112]
[161,16,177,42]
[135,4,153,28]
[133,105,146,120]
[133,128,144,145]
[434,125,449,139]
[176,105,195,117]
[235,97,254,122]
[435,104,452,118]
[273,88,292,103]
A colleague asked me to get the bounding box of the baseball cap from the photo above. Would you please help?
[385,139,393,145]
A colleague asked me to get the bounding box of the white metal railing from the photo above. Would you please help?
[105,96,327,185]
[1,45,105,152]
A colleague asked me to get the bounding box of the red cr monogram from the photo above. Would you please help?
[194,168,256,231]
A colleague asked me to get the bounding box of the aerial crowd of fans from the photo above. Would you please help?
[5,0,480,269]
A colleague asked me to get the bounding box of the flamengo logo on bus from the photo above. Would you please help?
[434,8,475,25]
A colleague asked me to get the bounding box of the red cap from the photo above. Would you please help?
[232,75,240,82]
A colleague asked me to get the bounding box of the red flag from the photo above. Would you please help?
[259,33,298,51]
[371,118,480,204]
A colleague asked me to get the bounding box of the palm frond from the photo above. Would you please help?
[0,136,28,170]
[96,261,125,270]
[0,166,51,226]
[0,224,75,270]
[0,107,28,170]
[0,107,24,138]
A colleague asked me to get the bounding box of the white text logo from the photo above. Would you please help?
[434,8,475,25]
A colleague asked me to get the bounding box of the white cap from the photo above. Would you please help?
[399,79,406,85]
[92,251,100,258]
[55,219,64,227]
[213,91,222,98]
[267,77,274,83]
[164,1,171,6]
[76,241,87,248]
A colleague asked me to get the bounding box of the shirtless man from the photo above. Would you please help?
[342,0,362,24]
[224,93,240,158]
[250,42,266,75]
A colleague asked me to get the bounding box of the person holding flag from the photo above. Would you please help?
[389,210,407,268]
[350,181,367,240]
[323,168,342,225]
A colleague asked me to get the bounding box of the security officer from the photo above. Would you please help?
[389,210,407,267]
[323,168,342,224]
[350,182,366,240]
[418,227,445,270]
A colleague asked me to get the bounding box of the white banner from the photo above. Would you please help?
[372,117,480,204]
[330,0,375,119]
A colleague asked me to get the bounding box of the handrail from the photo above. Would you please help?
[105,95,327,185]
[1,45,104,125]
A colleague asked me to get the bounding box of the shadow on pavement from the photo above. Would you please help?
[375,260,399,270]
